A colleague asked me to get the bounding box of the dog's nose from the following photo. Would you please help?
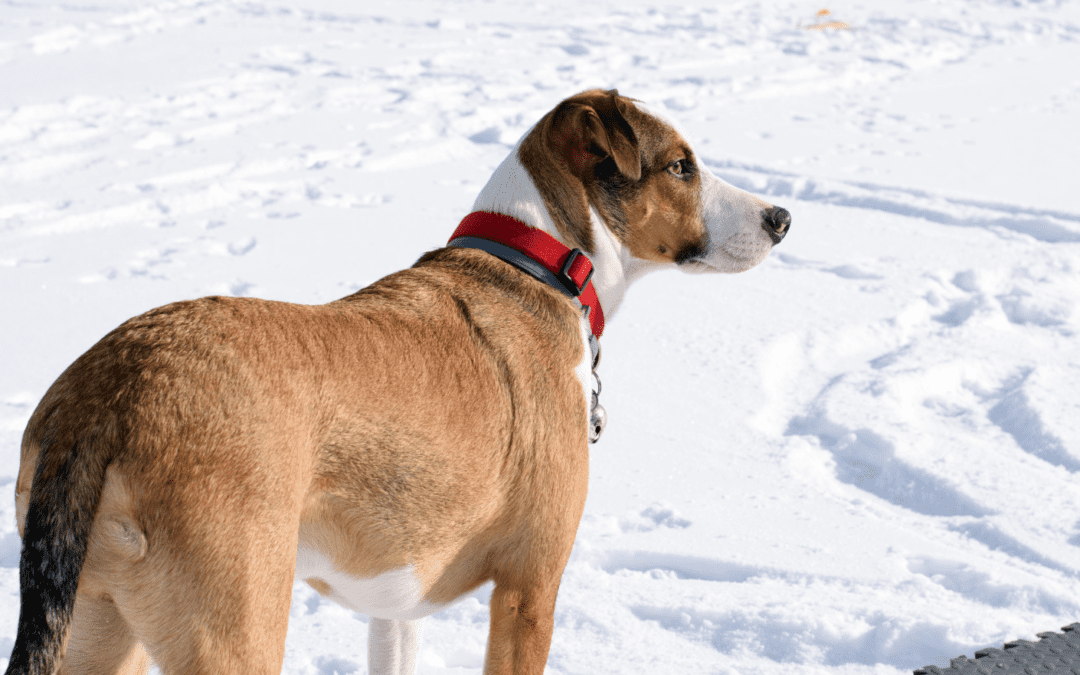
[762,206,790,245]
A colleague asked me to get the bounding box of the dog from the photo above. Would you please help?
[7,89,789,675]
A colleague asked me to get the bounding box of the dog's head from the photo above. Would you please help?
[518,88,789,275]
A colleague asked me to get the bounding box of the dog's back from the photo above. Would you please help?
[11,248,589,674]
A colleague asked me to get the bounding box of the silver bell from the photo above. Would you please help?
[589,399,607,443]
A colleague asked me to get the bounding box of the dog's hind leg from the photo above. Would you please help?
[368,618,425,675]
[79,461,305,675]
[118,511,299,675]
[59,594,150,675]
[49,462,297,675]
[111,522,299,675]
[18,464,154,675]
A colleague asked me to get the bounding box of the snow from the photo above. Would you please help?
[2,0,1079,673]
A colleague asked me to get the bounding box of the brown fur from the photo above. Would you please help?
[8,89,777,675]
[14,247,589,674]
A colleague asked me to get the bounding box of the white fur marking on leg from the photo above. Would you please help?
[369,617,425,675]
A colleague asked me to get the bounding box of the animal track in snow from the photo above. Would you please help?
[133,131,178,151]
[906,555,1077,613]
[787,411,991,518]
[227,237,257,256]
[625,581,974,669]
[619,502,692,533]
[947,521,1078,579]
[0,531,20,568]
[313,656,359,675]
[128,247,179,279]
[78,268,119,283]
[0,256,49,267]
[824,264,883,280]
[771,252,886,283]
[997,287,1073,328]
[931,297,979,327]
[228,280,254,297]
[708,159,1080,244]
[598,550,760,584]
[467,127,503,144]
[986,370,1080,473]
[919,264,1079,335]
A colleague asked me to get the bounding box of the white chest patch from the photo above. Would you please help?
[295,545,445,621]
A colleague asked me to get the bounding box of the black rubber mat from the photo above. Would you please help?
[914,623,1080,674]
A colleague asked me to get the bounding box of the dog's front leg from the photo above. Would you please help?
[368,617,425,675]
[483,582,560,675]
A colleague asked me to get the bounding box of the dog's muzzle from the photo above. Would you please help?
[762,206,791,245]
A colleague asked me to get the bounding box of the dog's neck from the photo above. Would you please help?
[471,147,665,320]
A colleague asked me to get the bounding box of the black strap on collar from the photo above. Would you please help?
[448,235,586,302]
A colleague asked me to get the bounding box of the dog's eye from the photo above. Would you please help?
[667,160,686,176]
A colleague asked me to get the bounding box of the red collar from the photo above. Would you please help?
[447,212,605,337]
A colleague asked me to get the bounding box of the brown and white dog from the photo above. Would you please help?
[7,89,789,675]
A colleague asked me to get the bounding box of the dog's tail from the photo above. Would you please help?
[5,411,113,675]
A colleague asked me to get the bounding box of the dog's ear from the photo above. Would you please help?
[546,89,641,182]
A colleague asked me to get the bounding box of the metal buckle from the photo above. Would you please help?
[556,248,593,297]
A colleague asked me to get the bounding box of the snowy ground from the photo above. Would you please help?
[3,0,1080,673]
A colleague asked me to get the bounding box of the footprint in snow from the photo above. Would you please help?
[1,256,50,267]
[227,237,257,256]
[468,127,502,144]
[3,392,37,410]
[78,268,118,284]
[133,131,178,151]
[825,264,882,280]
[303,590,321,616]
[786,412,991,518]
[947,521,1078,580]
[931,297,979,327]
[904,556,1031,610]
[314,656,359,675]
[986,369,1080,473]
[620,502,692,532]
[229,281,254,297]
[771,253,883,282]
[599,550,757,583]
[0,531,21,568]
[997,287,1072,328]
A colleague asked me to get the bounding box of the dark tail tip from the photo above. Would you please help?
[6,438,107,675]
